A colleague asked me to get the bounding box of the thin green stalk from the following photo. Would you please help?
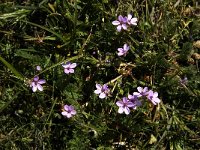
[22,20,66,42]
[0,55,24,80]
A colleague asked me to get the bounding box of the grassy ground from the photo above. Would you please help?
[0,0,200,149]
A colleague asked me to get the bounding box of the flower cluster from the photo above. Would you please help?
[112,14,138,32]
[30,62,77,118]
[29,13,161,119]
[116,87,161,115]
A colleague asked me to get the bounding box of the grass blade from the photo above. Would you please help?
[0,55,24,80]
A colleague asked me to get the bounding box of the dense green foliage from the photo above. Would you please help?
[0,0,200,149]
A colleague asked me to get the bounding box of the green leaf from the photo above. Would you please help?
[0,55,24,80]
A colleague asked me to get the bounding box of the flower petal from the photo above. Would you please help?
[122,17,127,23]
[68,69,74,73]
[112,20,120,25]
[122,24,127,30]
[61,111,68,116]
[117,48,123,52]
[137,87,143,93]
[131,18,138,25]
[70,63,77,68]
[71,110,77,115]
[32,86,37,92]
[64,69,70,74]
[99,93,106,99]
[128,14,132,20]
[116,101,124,107]
[118,107,124,114]
[123,44,129,51]
[96,84,102,90]
[117,52,124,56]
[124,107,130,115]
[147,90,154,98]
[66,113,72,118]
[128,94,134,100]
[64,105,69,111]
[118,15,123,21]
[38,79,46,84]
[122,97,128,103]
[94,89,101,94]
[31,82,36,87]
[33,76,39,82]
[143,87,148,93]
[153,98,160,104]
[133,92,141,97]
[62,64,70,68]
[153,92,158,97]
[37,84,43,91]
[127,102,135,107]
[117,25,122,32]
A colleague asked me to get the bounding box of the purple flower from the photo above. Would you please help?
[61,105,76,118]
[36,65,42,71]
[30,76,46,92]
[117,44,130,56]
[127,14,138,26]
[112,15,128,32]
[62,62,77,74]
[147,90,161,105]
[116,97,135,115]
[133,87,149,97]
[128,94,142,109]
[94,84,110,99]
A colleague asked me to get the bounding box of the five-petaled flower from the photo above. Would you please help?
[117,44,130,56]
[62,62,77,74]
[127,14,138,26]
[116,97,135,115]
[61,105,76,118]
[128,94,142,109]
[133,87,149,97]
[94,84,110,99]
[112,15,128,32]
[30,76,46,92]
[147,90,161,105]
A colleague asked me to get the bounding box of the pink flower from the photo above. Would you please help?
[147,90,161,105]
[117,44,130,56]
[133,87,149,97]
[127,14,138,26]
[61,105,76,118]
[128,94,142,109]
[112,15,128,32]
[30,76,46,92]
[62,62,77,74]
[116,97,135,115]
[94,84,110,99]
